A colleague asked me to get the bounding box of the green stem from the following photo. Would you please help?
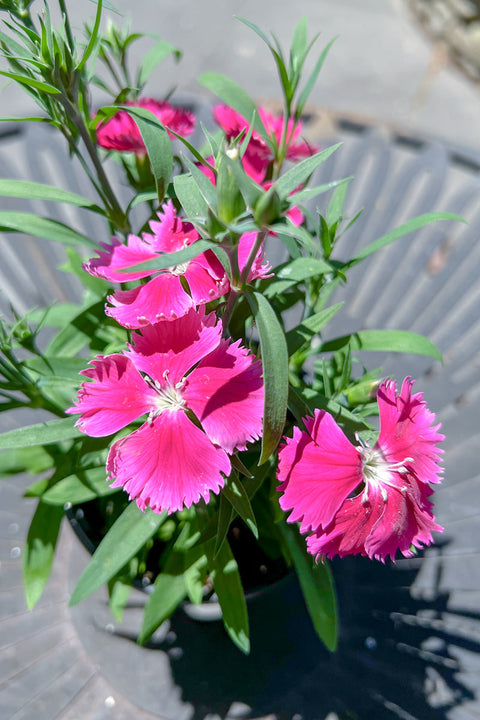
[222,228,268,331]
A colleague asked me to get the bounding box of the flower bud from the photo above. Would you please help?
[216,152,246,224]
[253,187,282,227]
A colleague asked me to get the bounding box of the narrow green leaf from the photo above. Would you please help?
[0,70,61,94]
[24,501,63,609]
[0,445,53,477]
[319,329,442,361]
[345,212,465,270]
[118,106,173,202]
[198,72,269,142]
[222,476,258,539]
[138,550,187,644]
[0,418,81,450]
[279,522,338,651]
[246,292,288,464]
[326,177,349,226]
[76,0,103,71]
[70,503,166,606]
[209,539,250,654]
[137,38,180,88]
[182,155,218,211]
[183,545,208,605]
[270,143,342,199]
[286,302,344,354]
[214,492,234,558]
[0,179,101,212]
[289,176,352,203]
[296,37,338,116]
[0,211,96,248]
[42,467,117,505]
[173,173,209,218]
[276,257,332,282]
[119,238,218,273]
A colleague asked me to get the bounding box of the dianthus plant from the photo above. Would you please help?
[0,1,454,655]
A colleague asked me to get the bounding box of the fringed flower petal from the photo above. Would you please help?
[107,412,230,514]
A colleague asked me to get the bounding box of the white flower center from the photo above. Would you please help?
[356,440,413,504]
[146,374,186,415]
[167,261,190,276]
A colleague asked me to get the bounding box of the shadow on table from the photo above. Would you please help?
[111,536,476,720]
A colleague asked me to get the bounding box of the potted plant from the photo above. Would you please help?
[0,0,450,656]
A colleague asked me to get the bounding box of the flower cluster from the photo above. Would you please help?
[68,98,445,562]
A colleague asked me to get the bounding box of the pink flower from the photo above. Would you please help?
[67,309,264,514]
[277,378,444,562]
[213,105,318,183]
[96,98,195,153]
[83,201,229,328]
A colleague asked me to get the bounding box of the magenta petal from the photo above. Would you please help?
[107,412,230,513]
[307,475,443,562]
[106,274,194,328]
[376,377,444,485]
[184,339,264,453]
[184,253,230,304]
[238,232,272,282]
[146,200,199,253]
[127,308,222,383]
[277,410,363,533]
[66,354,155,436]
[83,235,157,283]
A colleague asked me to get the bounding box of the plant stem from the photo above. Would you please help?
[222,228,268,331]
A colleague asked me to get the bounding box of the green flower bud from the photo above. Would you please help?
[253,187,282,227]
[216,151,246,224]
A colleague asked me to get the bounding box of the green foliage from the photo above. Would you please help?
[0,2,458,656]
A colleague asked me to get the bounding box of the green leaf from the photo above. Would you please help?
[0,70,61,94]
[0,445,53,477]
[0,418,81,450]
[137,38,180,89]
[138,550,187,644]
[276,257,332,282]
[296,37,337,116]
[279,522,337,651]
[42,467,117,505]
[119,238,219,274]
[173,172,209,218]
[246,292,288,464]
[214,492,234,558]
[198,72,269,143]
[70,502,166,606]
[286,302,344,354]
[182,155,218,211]
[23,501,63,609]
[209,539,250,654]
[0,211,96,248]
[183,545,208,605]
[345,212,465,270]
[222,476,258,539]
[118,106,173,202]
[319,329,442,361]
[76,0,103,71]
[0,180,101,211]
[270,143,342,199]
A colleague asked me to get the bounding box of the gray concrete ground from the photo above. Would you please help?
[2,1,480,719]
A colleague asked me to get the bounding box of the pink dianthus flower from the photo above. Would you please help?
[67,308,264,514]
[96,98,195,154]
[83,201,229,328]
[277,378,444,562]
[213,105,318,183]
